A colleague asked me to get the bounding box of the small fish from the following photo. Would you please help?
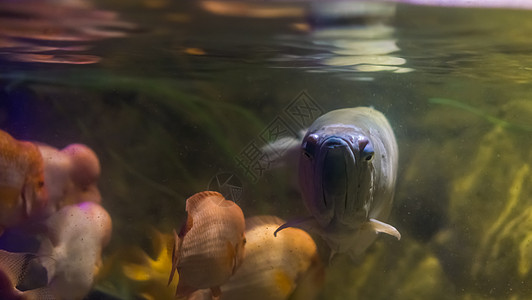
[274,107,401,261]
[37,143,101,214]
[0,249,55,300]
[169,191,246,299]
[197,215,323,300]
[0,129,47,235]
[38,202,112,299]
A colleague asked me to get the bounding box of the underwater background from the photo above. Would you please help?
[2,0,532,299]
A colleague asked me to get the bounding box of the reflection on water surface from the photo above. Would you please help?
[0,0,135,64]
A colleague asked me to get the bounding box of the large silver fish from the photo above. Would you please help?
[274,107,400,260]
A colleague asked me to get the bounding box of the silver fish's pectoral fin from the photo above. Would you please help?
[328,249,340,265]
[262,136,301,153]
[368,218,401,240]
[273,216,318,237]
[261,130,306,167]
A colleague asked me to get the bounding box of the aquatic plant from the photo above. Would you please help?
[428,97,532,132]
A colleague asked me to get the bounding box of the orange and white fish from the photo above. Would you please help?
[188,215,324,300]
[0,129,47,234]
[169,191,246,299]
[38,201,112,299]
[37,143,101,214]
[189,215,323,300]
[223,215,323,300]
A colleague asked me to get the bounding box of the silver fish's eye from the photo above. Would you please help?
[357,136,374,162]
[307,133,319,145]
[302,133,319,159]
[363,151,374,161]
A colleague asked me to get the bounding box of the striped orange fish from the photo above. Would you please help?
[169,191,246,299]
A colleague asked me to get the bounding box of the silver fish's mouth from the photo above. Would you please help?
[300,131,375,228]
[323,137,348,149]
[320,137,352,213]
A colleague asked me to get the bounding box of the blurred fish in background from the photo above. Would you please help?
[0,127,113,299]
[37,201,112,299]
[170,191,246,299]
[0,201,112,299]
[94,228,179,300]
[0,128,103,237]
[37,143,102,215]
